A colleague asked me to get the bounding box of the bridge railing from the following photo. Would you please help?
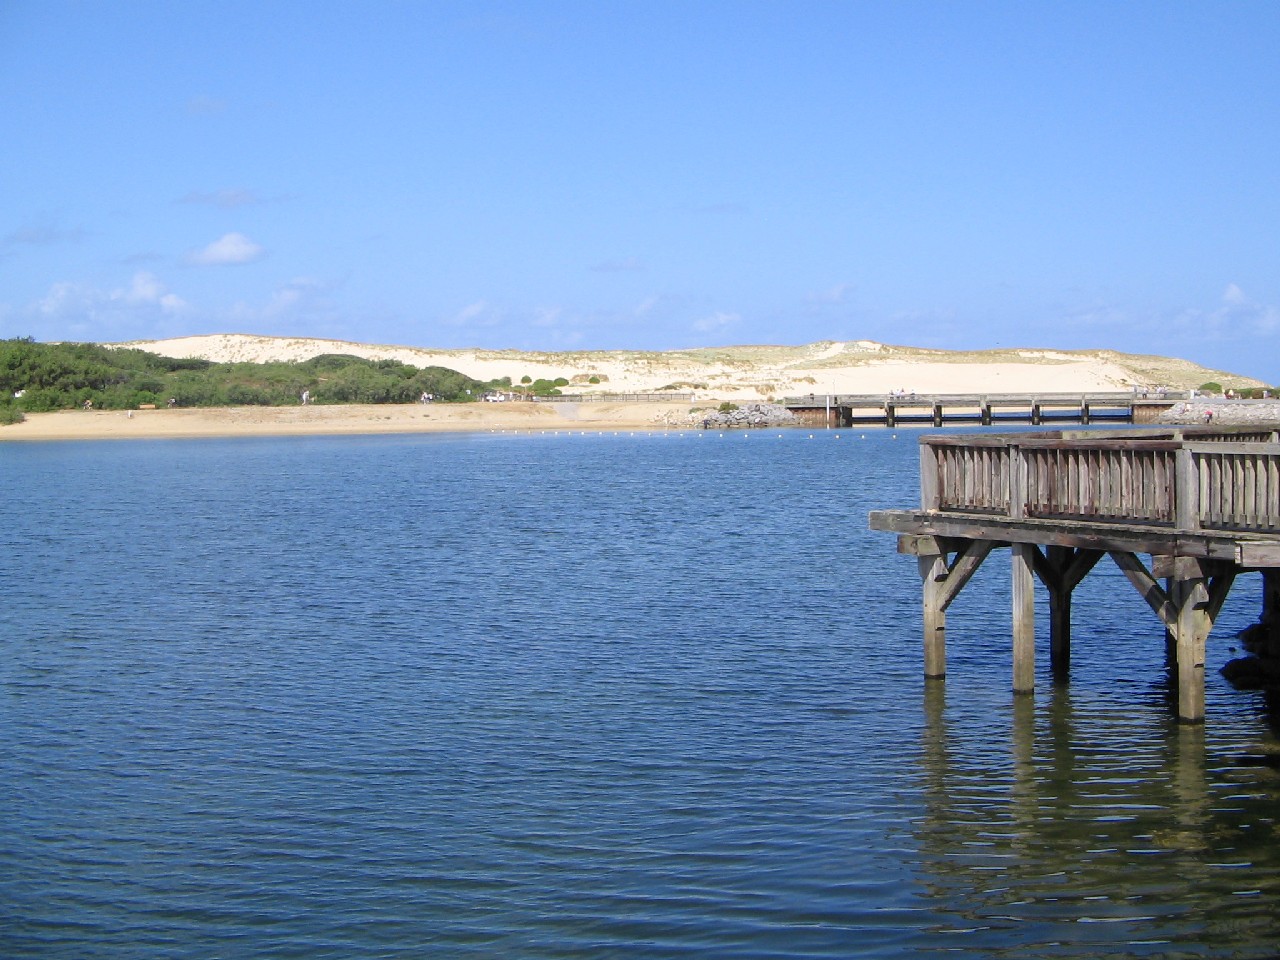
[783,391,1140,407]
[922,432,1280,533]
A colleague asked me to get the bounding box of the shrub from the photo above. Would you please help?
[0,403,24,425]
[718,401,739,413]
[1199,382,1222,394]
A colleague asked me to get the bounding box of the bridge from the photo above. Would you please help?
[869,425,1280,723]
[784,391,1184,427]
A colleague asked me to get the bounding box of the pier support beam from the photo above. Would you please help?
[1012,543,1036,694]
[1174,571,1210,723]
[900,535,994,680]
[1030,546,1103,682]
[1110,553,1237,723]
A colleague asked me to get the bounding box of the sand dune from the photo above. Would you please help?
[112,335,1262,401]
[8,335,1260,443]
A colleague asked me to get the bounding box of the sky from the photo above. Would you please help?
[1,0,1277,379]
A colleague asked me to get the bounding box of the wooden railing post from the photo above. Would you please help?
[1008,446,1026,520]
[1175,447,1200,531]
[920,441,940,511]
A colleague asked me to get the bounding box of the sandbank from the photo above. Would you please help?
[0,401,698,443]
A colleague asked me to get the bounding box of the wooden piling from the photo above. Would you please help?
[1012,543,1036,694]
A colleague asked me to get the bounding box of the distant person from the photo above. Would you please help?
[301,389,310,406]
[167,397,177,408]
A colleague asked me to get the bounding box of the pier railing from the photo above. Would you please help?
[922,430,1280,533]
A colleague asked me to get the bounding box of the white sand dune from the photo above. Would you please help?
[111,334,1261,400]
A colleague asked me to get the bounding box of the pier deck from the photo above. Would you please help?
[785,391,1183,427]
[869,426,1280,722]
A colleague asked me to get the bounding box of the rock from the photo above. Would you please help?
[1154,399,1280,426]
[1221,655,1280,690]
[653,402,800,429]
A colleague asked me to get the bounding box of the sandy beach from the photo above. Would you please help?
[6,334,1271,442]
[0,401,700,442]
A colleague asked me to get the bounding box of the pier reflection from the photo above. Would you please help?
[913,682,1280,956]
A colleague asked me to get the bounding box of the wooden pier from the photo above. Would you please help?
[785,392,1182,427]
[869,426,1280,722]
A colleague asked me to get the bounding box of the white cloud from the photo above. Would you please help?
[119,271,187,313]
[446,300,503,328]
[188,232,265,266]
[26,272,190,341]
[36,272,188,316]
[532,306,563,328]
[226,278,332,329]
[692,311,739,335]
[1212,283,1280,334]
[806,282,854,304]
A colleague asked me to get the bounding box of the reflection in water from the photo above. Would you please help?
[915,682,1280,957]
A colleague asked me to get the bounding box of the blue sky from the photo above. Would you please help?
[2,1,1277,379]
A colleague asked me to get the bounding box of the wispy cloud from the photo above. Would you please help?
[3,221,84,247]
[806,282,854,305]
[187,232,265,266]
[692,311,739,335]
[228,278,330,327]
[178,188,267,209]
[28,272,189,342]
[1214,283,1280,334]
[445,300,506,330]
[119,271,188,313]
[1066,284,1280,345]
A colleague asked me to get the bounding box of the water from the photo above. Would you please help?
[2,429,1278,958]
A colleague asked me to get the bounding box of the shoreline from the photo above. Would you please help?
[0,401,703,442]
[7,397,1279,444]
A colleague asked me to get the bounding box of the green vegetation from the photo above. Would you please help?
[0,402,24,425]
[0,337,497,413]
[526,379,563,397]
[1199,382,1223,394]
[718,401,739,413]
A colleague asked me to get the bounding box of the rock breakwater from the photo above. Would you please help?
[653,402,800,429]
[1154,399,1280,427]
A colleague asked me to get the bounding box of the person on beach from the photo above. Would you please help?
[301,389,310,405]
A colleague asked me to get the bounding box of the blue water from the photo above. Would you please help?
[2,429,1279,958]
